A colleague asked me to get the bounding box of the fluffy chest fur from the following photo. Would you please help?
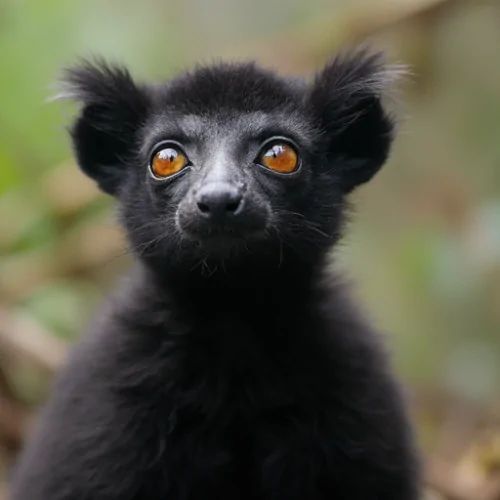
[62,266,412,500]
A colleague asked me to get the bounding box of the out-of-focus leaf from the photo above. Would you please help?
[0,188,53,252]
[443,340,500,403]
[430,234,481,303]
[20,280,99,341]
[41,162,101,218]
[0,144,19,195]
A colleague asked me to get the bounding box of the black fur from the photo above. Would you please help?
[9,48,420,499]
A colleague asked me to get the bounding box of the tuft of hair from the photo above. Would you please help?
[53,57,138,104]
[52,57,150,195]
[311,46,407,101]
[307,47,407,191]
[51,56,149,136]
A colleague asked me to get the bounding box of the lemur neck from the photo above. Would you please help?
[139,252,327,311]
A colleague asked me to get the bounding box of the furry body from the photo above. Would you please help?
[10,49,420,499]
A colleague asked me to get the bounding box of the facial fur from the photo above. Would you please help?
[60,49,397,274]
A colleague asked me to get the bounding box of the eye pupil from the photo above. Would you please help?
[151,146,188,178]
[259,141,298,174]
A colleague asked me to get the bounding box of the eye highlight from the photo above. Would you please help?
[150,145,189,178]
[257,141,299,174]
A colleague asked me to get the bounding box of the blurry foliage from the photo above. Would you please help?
[1,0,500,497]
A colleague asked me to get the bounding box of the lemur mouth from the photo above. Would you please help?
[175,211,270,259]
[180,225,268,249]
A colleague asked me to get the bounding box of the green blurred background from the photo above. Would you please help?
[1,0,500,497]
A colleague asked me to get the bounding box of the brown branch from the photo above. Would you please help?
[221,0,459,72]
[482,477,500,500]
[0,362,18,404]
[0,359,31,457]
[426,457,500,500]
[426,458,476,500]
[0,395,30,453]
[0,484,8,500]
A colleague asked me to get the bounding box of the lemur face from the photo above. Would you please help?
[61,50,396,271]
[137,105,318,261]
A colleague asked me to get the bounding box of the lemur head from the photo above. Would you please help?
[60,49,397,275]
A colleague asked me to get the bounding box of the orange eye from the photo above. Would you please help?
[258,142,298,173]
[151,146,189,178]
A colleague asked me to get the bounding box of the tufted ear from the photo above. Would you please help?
[57,58,149,195]
[308,48,402,194]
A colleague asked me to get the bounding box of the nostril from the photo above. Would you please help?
[197,201,211,214]
[197,198,241,214]
[225,199,241,213]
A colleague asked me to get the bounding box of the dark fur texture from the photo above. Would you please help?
[9,48,421,499]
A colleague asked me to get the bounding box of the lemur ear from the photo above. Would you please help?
[57,58,149,195]
[308,48,401,194]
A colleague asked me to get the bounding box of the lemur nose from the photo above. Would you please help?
[196,182,243,219]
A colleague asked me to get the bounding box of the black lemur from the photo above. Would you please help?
[9,48,421,499]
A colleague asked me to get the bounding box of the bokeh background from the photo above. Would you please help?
[1,0,500,498]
